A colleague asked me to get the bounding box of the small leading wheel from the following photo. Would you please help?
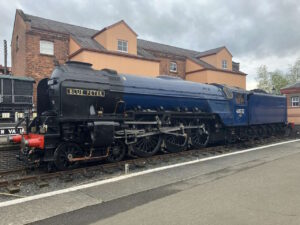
[190,125,210,148]
[132,135,162,157]
[106,140,126,163]
[54,142,83,170]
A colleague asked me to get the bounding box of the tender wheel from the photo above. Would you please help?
[54,142,83,170]
[190,124,209,148]
[132,135,162,157]
[164,134,188,153]
[257,126,264,139]
[106,140,126,163]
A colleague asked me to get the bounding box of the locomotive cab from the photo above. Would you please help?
[211,84,248,126]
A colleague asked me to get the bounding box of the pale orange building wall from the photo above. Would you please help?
[186,71,208,83]
[198,55,217,68]
[287,108,300,124]
[69,37,81,55]
[93,23,137,55]
[186,70,246,89]
[70,50,159,77]
[185,59,203,72]
[199,48,232,70]
[93,31,107,50]
[206,70,245,88]
[216,48,232,70]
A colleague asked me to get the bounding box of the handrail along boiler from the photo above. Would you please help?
[10,61,288,170]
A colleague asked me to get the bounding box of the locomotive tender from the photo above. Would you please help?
[10,61,287,170]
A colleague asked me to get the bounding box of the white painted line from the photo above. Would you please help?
[0,139,299,208]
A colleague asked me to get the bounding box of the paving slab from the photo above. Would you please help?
[0,191,102,225]
[0,140,299,225]
[87,148,300,225]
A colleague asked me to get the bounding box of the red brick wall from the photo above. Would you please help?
[158,57,186,79]
[285,93,300,124]
[25,30,69,103]
[144,50,186,78]
[11,13,28,76]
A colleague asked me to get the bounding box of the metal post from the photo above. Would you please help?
[125,163,129,174]
[4,40,7,75]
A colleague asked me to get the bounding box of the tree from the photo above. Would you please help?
[256,65,272,93]
[270,70,288,94]
[255,66,288,94]
[287,58,300,84]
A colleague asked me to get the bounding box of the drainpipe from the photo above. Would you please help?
[3,40,7,75]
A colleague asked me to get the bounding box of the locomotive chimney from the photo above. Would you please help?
[3,40,8,75]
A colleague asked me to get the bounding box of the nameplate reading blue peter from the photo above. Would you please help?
[66,88,105,97]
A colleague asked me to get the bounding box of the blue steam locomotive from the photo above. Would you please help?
[10,62,287,170]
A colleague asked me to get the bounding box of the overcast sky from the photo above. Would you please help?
[1,0,300,89]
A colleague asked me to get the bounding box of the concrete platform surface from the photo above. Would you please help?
[1,139,300,225]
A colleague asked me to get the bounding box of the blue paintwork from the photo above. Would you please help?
[120,74,234,125]
[229,92,248,126]
[117,74,287,127]
[248,93,287,125]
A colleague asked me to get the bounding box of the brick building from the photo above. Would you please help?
[281,82,300,125]
[11,9,247,101]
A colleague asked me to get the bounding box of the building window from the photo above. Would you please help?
[291,96,299,107]
[16,36,19,51]
[40,40,54,55]
[170,62,177,72]
[117,40,128,53]
[222,60,227,69]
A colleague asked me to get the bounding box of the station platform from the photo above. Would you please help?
[1,139,300,225]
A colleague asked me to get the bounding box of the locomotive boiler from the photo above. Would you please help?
[10,61,288,170]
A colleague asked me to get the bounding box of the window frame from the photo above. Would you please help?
[117,39,128,53]
[235,93,246,105]
[291,96,300,107]
[169,61,178,73]
[40,40,54,56]
[222,60,227,69]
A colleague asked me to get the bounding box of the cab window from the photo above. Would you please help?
[235,93,245,105]
[223,87,233,99]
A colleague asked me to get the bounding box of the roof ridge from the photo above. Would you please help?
[186,56,216,69]
[200,46,226,53]
[138,39,230,59]
[138,39,200,55]
[24,12,99,33]
[92,19,137,38]
[195,46,227,57]
[281,81,300,90]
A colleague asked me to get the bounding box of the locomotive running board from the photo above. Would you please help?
[124,121,159,125]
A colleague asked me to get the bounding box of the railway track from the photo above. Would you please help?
[0,142,25,173]
[0,136,294,197]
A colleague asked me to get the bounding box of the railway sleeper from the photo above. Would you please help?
[6,183,20,194]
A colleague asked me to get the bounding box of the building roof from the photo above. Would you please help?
[281,82,300,90]
[23,12,106,51]
[137,39,216,68]
[18,9,244,73]
[195,46,232,58]
[92,20,138,38]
